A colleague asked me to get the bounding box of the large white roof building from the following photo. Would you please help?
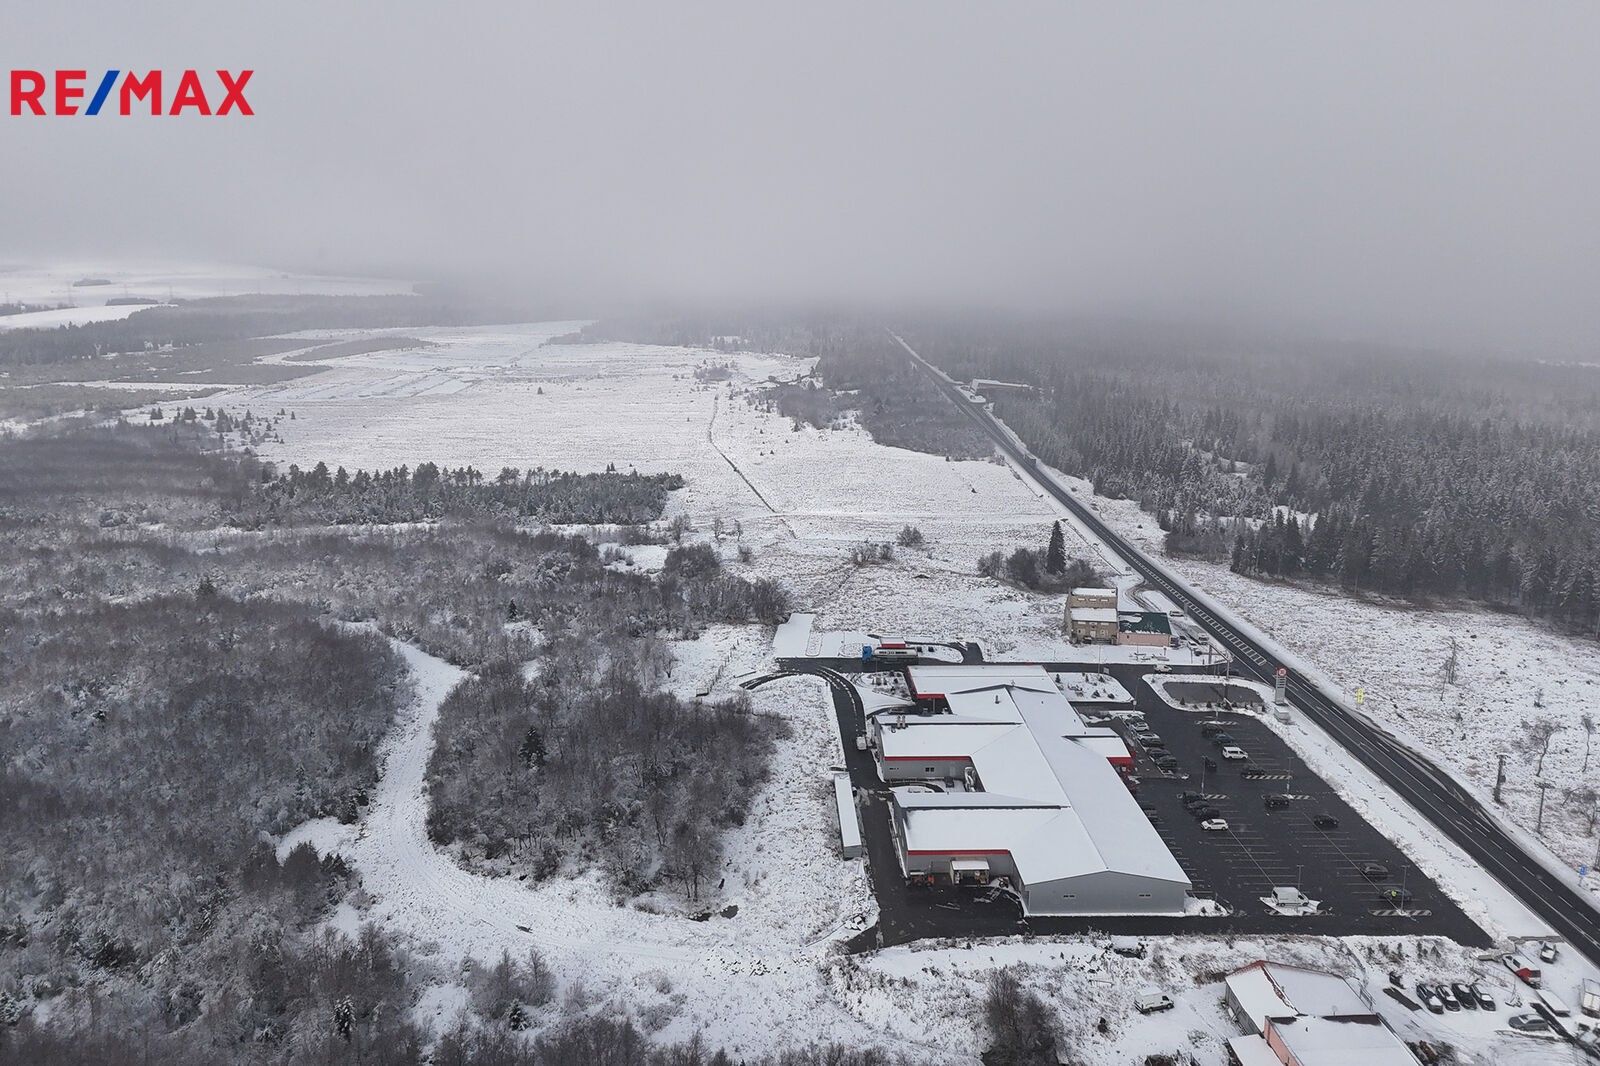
[871,665,1190,915]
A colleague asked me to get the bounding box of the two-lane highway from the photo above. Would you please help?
[892,330,1600,967]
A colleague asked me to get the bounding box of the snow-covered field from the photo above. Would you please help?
[193,324,1598,1059]
[0,260,411,309]
[0,302,171,331]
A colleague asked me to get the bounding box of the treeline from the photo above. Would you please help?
[900,317,1600,636]
[245,461,685,527]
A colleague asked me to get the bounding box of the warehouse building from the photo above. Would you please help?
[867,665,1190,915]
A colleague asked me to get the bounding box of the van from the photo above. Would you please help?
[1135,990,1174,1014]
[1221,746,1248,760]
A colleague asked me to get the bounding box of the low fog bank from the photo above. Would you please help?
[5,2,1599,356]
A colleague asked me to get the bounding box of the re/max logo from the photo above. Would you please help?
[8,69,253,116]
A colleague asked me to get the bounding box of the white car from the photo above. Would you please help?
[1200,818,1229,831]
[1221,745,1248,760]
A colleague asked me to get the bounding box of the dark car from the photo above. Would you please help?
[1436,984,1460,1011]
[1263,794,1290,809]
[1508,1012,1550,1032]
[1376,887,1413,906]
[1357,862,1389,880]
[1415,983,1444,1013]
[1210,733,1236,746]
[1178,791,1203,803]
[1469,982,1495,1010]
[1451,983,1478,1010]
[1200,722,1228,737]
[1239,766,1270,779]
[1154,755,1181,771]
[1190,805,1221,820]
[1182,798,1211,813]
[1312,814,1340,829]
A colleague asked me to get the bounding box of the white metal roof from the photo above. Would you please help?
[1225,963,1371,1032]
[1226,1036,1283,1066]
[886,666,1188,892]
[1069,607,1119,624]
[876,721,1016,760]
[1071,587,1117,597]
[1268,1016,1418,1066]
[906,664,1058,698]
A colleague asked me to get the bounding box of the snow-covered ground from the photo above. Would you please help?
[0,260,411,309]
[285,636,885,1054]
[0,302,171,331]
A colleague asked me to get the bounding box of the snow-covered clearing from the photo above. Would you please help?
[0,303,170,331]
[0,261,410,307]
[286,635,888,1054]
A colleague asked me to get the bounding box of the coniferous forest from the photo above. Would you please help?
[891,318,1600,637]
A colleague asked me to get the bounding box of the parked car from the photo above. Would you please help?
[1263,794,1290,808]
[1135,731,1161,744]
[1470,981,1496,1010]
[1451,983,1478,1010]
[1312,814,1340,829]
[1221,746,1248,760]
[1376,887,1413,906]
[1508,1012,1551,1033]
[1415,983,1444,1014]
[1357,862,1389,880]
[1178,791,1203,803]
[1200,819,1229,832]
[1154,755,1181,771]
[1436,984,1460,1011]
[1210,732,1236,746]
[1539,941,1560,963]
[1134,990,1174,1014]
[1200,722,1228,737]
[1503,952,1542,988]
[1190,805,1221,820]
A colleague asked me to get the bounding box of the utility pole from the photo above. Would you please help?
[1494,754,1508,805]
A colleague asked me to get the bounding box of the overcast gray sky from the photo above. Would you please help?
[4,2,1598,352]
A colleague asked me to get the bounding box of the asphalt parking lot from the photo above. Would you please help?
[1057,660,1486,941]
[783,655,1490,949]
